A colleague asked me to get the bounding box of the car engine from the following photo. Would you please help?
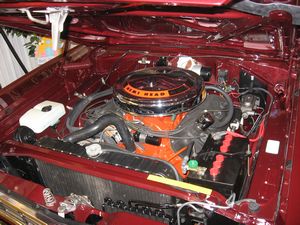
[63,66,235,179]
[0,0,298,222]
[6,52,272,225]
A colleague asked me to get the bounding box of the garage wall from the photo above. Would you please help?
[0,32,39,88]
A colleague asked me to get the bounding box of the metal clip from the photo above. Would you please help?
[19,7,74,50]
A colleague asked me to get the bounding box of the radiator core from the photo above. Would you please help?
[35,160,173,209]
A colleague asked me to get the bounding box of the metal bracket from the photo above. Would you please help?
[57,193,93,218]
[19,8,49,25]
[19,7,74,50]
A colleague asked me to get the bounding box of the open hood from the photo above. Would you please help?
[0,0,299,57]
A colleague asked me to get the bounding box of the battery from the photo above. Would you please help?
[187,135,249,197]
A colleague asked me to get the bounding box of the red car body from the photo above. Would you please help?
[0,1,300,225]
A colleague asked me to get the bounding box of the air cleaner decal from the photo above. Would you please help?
[124,84,170,98]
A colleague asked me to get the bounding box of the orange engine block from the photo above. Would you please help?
[124,113,188,177]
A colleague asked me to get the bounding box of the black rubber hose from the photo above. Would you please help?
[205,85,234,128]
[63,114,136,152]
[66,88,113,132]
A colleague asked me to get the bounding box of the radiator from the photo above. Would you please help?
[35,160,173,209]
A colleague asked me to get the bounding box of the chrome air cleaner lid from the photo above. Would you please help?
[113,67,205,116]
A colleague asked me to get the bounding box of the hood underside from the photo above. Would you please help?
[0,1,299,57]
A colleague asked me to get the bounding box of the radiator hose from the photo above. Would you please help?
[66,88,113,133]
[63,114,136,152]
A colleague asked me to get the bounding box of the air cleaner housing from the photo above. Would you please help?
[113,67,205,116]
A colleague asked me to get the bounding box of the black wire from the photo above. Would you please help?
[239,87,273,116]
[104,50,149,83]
[239,87,273,136]
[198,150,248,158]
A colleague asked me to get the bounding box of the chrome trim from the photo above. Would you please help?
[0,190,47,225]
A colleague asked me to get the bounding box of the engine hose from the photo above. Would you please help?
[205,85,234,128]
[66,88,113,132]
[63,114,136,152]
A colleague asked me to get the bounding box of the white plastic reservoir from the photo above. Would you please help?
[19,100,66,133]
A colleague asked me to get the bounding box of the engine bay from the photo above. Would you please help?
[0,46,290,225]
